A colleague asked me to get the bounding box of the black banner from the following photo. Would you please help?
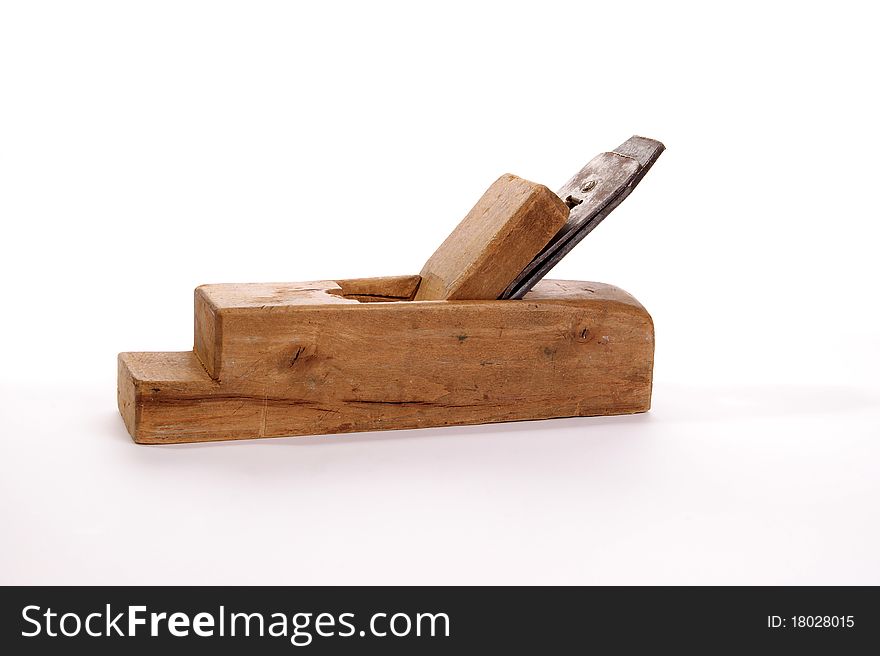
[1,586,877,653]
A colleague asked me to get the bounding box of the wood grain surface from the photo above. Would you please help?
[414,174,568,301]
[119,276,654,444]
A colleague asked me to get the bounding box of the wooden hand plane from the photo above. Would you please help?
[118,136,664,443]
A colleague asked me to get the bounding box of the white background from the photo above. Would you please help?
[1,1,878,584]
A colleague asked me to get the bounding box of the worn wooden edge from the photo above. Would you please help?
[196,277,650,313]
[117,354,140,439]
[194,287,221,378]
[118,351,221,443]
